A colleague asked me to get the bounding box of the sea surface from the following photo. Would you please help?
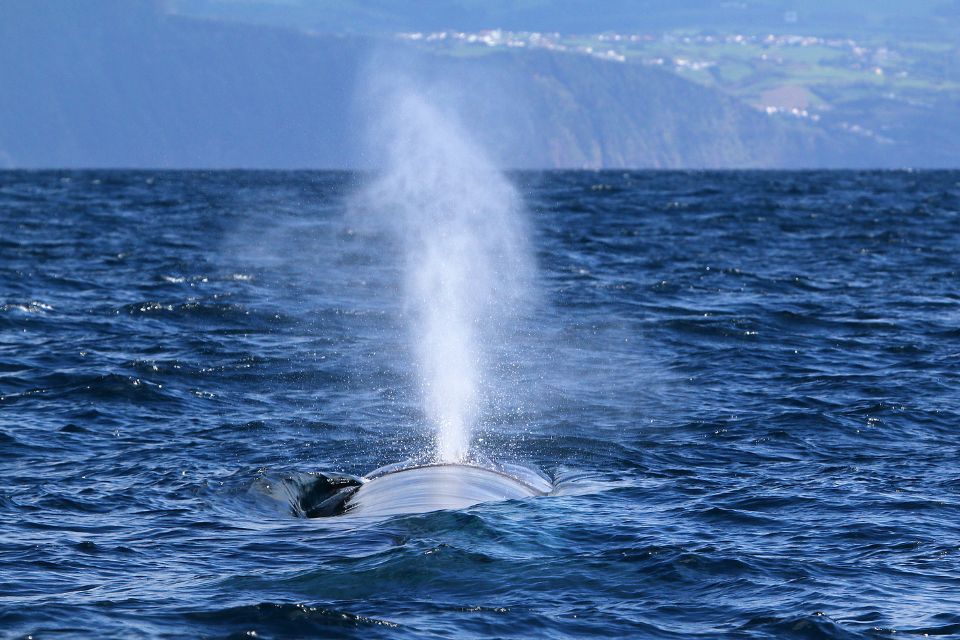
[2,170,960,638]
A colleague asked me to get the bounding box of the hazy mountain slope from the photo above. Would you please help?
[0,1,366,168]
[0,0,884,168]
[452,51,865,168]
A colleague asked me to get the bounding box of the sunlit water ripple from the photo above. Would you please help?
[2,170,960,638]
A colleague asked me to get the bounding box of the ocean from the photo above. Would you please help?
[2,170,959,638]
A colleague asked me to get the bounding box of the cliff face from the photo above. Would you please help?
[447,51,873,169]
[0,1,887,168]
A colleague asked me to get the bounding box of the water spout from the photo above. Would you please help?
[360,88,532,462]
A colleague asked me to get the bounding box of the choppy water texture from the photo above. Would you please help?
[3,170,960,639]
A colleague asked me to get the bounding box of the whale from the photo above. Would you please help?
[345,460,551,517]
[262,458,553,519]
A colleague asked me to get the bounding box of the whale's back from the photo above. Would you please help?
[345,464,547,517]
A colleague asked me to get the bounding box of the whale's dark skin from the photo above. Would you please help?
[283,460,552,518]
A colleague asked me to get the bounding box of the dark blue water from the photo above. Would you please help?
[3,170,960,638]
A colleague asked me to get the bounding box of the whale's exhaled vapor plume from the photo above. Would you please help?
[360,83,533,463]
